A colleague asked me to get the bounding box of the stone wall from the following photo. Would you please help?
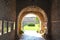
[0,30,15,40]
[16,0,51,15]
[0,0,16,21]
[51,0,60,40]
[0,0,16,40]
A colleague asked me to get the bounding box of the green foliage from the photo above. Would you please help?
[19,30,24,34]
[35,17,39,22]
[23,24,40,31]
[28,23,35,26]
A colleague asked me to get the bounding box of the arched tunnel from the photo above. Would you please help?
[17,6,48,40]
[0,0,60,40]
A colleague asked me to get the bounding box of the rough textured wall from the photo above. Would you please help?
[16,0,51,16]
[0,30,15,40]
[0,0,16,40]
[0,0,16,21]
[51,0,60,40]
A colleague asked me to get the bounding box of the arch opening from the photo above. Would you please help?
[21,13,41,33]
[17,6,48,40]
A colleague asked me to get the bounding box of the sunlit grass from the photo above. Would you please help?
[23,24,40,32]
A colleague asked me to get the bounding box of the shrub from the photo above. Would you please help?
[28,23,35,26]
[19,30,24,34]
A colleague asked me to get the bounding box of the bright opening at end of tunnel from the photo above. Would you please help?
[19,13,47,40]
[22,13,41,32]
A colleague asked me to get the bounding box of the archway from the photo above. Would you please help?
[17,6,48,38]
[21,13,41,34]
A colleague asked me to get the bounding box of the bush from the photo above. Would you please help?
[19,30,24,34]
[28,23,35,26]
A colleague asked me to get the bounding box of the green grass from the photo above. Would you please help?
[23,24,40,32]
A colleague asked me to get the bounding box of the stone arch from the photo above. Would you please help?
[17,6,48,35]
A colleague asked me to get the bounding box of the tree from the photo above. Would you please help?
[35,17,39,24]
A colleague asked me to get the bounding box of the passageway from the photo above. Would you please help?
[17,6,47,40]
[0,0,60,40]
[19,30,45,40]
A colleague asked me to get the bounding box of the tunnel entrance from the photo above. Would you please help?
[17,6,48,40]
[21,13,41,32]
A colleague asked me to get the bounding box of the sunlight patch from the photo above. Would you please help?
[23,30,43,38]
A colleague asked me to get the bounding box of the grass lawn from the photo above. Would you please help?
[23,24,40,32]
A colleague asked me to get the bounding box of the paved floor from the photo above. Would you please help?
[19,30,45,40]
